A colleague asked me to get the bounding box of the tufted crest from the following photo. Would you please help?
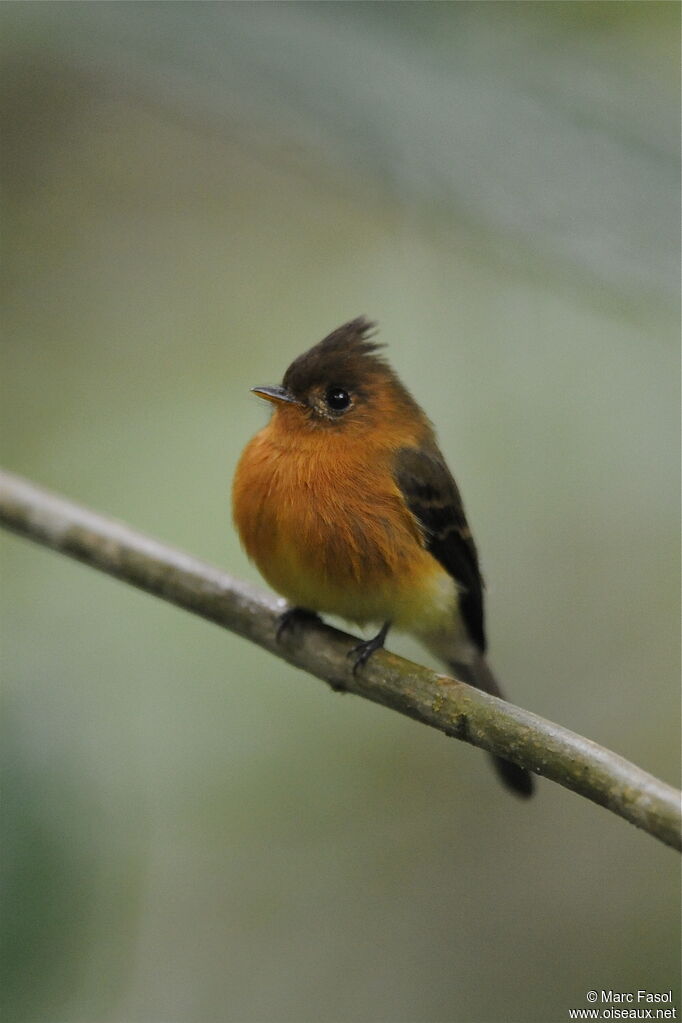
[282,317,386,397]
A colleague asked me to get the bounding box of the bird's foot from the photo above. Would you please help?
[347,621,391,676]
[276,606,321,643]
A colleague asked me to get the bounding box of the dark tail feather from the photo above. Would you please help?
[490,753,534,798]
[449,656,535,799]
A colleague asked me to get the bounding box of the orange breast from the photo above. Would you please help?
[232,421,451,627]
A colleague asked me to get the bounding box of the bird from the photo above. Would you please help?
[232,317,533,797]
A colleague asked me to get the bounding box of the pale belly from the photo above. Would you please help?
[262,530,459,632]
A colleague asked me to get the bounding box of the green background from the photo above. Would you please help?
[1,4,679,1022]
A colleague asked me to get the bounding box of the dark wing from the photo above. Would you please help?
[394,445,486,652]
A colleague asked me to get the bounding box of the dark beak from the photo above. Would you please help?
[251,385,300,406]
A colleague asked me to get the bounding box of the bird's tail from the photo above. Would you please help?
[448,655,534,798]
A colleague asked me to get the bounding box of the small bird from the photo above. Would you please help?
[233,317,533,797]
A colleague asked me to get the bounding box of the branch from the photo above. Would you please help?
[1,468,679,852]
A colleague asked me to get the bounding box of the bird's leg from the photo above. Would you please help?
[276,606,321,643]
[348,621,391,675]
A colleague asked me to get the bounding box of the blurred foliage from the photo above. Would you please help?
[1,4,679,1023]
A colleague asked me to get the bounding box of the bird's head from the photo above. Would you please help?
[251,317,428,443]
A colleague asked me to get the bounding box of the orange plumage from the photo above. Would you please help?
[234,375,449,628]
[232,317,533,797]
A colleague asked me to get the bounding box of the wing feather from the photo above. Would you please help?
[394,445,486,652]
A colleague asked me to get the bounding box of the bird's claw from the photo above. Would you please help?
[276,607,320,643]
[347,640,378,675]
[347,621,391,676]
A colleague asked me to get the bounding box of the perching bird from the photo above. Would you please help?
[233,317,533,797]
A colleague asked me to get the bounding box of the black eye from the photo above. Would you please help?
[325,387,351,411]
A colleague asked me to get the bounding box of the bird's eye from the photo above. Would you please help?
[325,387,351,412]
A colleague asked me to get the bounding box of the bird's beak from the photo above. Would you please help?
[251,385,300,406]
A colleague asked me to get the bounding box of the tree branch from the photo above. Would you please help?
[1,468,679,852]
